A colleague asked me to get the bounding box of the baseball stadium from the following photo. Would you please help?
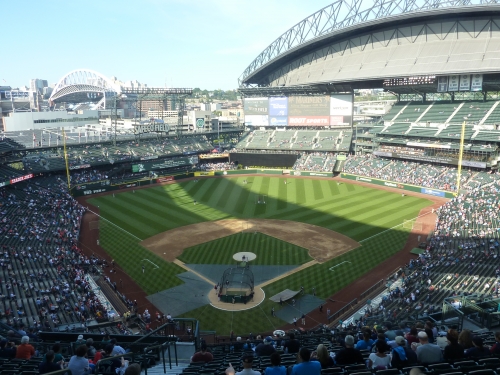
[2,0,500,374]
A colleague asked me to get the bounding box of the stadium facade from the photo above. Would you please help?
[236,0,500,171]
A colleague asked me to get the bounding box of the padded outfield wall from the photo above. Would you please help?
[229,152,299,169]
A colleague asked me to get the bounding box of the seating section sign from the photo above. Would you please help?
[244,94,352,127]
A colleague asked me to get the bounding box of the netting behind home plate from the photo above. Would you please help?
[220,264,254,296]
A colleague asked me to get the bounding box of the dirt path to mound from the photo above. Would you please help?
[141,219,359,263]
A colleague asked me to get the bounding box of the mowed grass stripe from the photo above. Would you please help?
[89,198,156,239]
[294,179,306,204]
[215,179,237,208]
[233,182,253,215]
[277,177,288,210]
[344,199,429,238]
[264,187,389,220]
[329,181,341,195]
[271,188,391,224]
[200,178,224,202]
[118,193,194,228]
[312,179,324,201]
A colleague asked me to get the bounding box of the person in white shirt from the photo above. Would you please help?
[368,341,392,370]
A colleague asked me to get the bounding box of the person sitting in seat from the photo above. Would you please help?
[191,343,213,363]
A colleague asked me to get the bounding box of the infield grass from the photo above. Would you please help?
[88,176,433,334]
[179,232,312,265]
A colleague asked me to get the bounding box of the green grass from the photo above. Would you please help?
[179,232,312,265]
[89,176,433,334]
[178,224,411,336]
[90,177,430,242]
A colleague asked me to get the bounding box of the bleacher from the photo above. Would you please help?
[450,101,492,125]
[406,126,439,138]
[396,102,430,123]
[337,131,353,151]
[242,130,272,149]
[381,123,411,135]
[474,130,500,142]
[485,103,500,125]
[268,131,292,149]
[316,131,340,149]
[418,101,456,124]
[290,130,317,151]
[440,124,476,140]
[20,135,214,173]
[0,176,120,332]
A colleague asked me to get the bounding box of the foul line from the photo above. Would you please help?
[86,207,143,242]
[142,259,160,269]
[329,261,351,271]
[359,210,433,244]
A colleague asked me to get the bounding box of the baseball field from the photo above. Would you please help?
[87,175,433,335]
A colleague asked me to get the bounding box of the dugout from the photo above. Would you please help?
[229,152,298,169]
[219,264,255,304]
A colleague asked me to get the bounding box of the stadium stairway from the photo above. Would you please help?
[95,277,130,315]
[446,102,465,124]
[415,102,434,123]
[144,343,194,375]
[479,101,500,125]
[389,102,411,122]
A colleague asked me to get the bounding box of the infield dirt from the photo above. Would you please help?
[141,219,359,263]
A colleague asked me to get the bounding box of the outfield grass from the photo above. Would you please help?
[90,177,430,242]
[179,232,312,265]
[89,176,433,334]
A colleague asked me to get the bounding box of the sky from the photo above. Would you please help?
[2,0,331,90]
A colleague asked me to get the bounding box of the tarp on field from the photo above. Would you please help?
[269,289,300,302]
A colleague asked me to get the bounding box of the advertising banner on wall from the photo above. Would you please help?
[288,95,330,116]
[437,76,448,92]
[244,97,269,115]
[448,75,459,91]
[245,115,269,126]
[459,74,471,91]
[269,97,288,116]
[471,74,483,92]
[288,116,330,126]
[269,116,288,126]
[330,94,353,127]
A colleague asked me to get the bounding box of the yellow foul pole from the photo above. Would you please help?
[62,129,71,191]
[455,121,466,196]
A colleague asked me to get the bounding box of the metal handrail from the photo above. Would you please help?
[144,341,179,375]
[128,318,199,348]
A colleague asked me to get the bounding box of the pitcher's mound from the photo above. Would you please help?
[233,252,257,262]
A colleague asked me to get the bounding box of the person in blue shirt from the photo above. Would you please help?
[355,330,374,351]
[264,352,286,375]
[291,348,321,375]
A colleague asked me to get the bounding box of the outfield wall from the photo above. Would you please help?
[229,152,298,169]
[340,173,454,198]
